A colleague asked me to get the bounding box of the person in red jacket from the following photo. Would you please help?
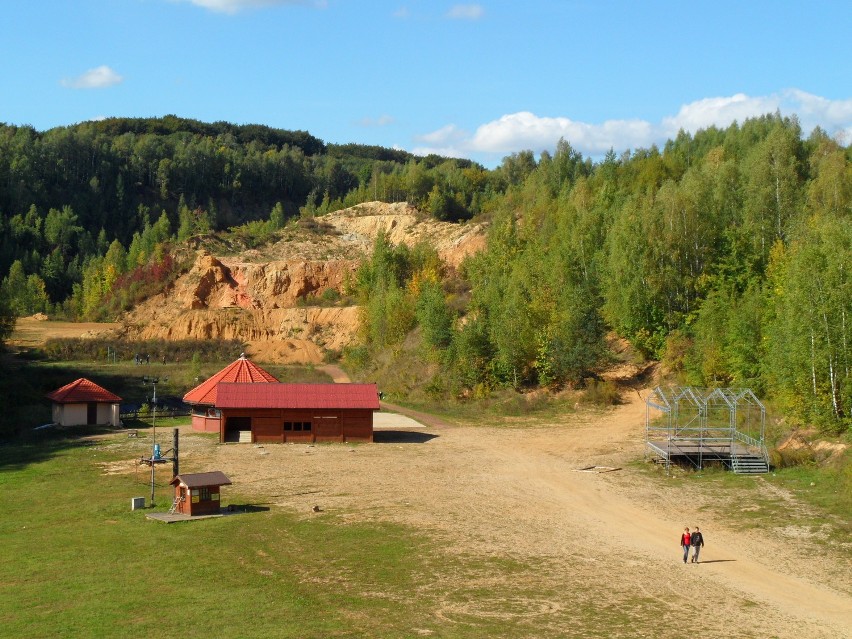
[690,526,705,563]
[680,527,691,563]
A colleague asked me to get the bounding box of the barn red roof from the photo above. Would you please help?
[46,378,122,404]
[170,471,232,488]
[215,383,380,410]
[182,355,278,405]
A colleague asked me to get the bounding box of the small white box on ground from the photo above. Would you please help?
[131,497,145,510]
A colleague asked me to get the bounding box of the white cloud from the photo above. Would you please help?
[61,66,123,89]
[413,90,852,163]
[660,93,779,137]
[446,4,484,20]
[180,0,323,14]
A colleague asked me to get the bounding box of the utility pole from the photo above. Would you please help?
[143,376,166,506]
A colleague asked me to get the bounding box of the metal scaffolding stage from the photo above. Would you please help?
[645,386,769,473]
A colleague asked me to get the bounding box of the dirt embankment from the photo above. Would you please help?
[121,202,486,364]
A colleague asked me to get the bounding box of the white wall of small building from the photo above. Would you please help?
[99,403,120,426]
[52,403,120,426]
[55,404,87,426]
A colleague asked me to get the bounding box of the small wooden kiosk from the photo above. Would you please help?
[169,471,232,516]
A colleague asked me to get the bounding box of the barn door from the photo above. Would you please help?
[87,403,97,424]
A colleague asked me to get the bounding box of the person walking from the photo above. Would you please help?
[680,527,691,563]
[690,526,705,563]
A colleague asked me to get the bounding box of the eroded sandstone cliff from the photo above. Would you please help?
[121,202,486,363]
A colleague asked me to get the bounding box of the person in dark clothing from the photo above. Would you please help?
[690,526,705,563]
[680,527,691,563]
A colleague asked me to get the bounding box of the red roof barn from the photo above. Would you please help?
[215,382,380,444]
[183,354,278,432]
[46,378,122,427]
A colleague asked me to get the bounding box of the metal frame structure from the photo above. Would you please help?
[645,386,768,473]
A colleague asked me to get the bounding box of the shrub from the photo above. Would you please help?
[770,446,817,469]
[41,337,245,363]
[581,379,621,406]
[342,345,371,371]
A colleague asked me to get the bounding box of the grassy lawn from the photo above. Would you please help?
[0,428,433,638]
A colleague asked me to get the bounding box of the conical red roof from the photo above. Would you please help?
[46,378,122,403]
[182,355,278,405]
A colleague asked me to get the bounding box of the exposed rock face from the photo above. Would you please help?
[182,254,355,311]
[321,202,486,268]
[122,202,486,364]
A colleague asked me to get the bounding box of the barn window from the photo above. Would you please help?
[199,487,211,501]
[284,421,312,431]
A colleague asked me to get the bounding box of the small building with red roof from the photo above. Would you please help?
[215,382,380,443]
[183,354,278,433]
[46,378,122,427]
[184,355,381,443]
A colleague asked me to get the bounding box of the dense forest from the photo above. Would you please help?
[1,114,850,432]
[348,116,851,432]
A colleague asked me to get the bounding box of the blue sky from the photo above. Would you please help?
[2,0,850,166]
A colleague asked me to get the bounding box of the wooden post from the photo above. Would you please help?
[172,428,179,477]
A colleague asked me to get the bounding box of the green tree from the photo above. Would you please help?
[768,217,852,429]
[269,201,285,230]
[743,121,803,268]
[0,289,14,341]
[415,280,453,349]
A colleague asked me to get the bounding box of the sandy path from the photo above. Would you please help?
[479,415,852,634]
[182,377,851,637]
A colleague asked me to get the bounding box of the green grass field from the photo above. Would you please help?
[0,426,435,638]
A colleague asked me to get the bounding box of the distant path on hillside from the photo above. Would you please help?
[318,364,352,384]
[376,401,456,430]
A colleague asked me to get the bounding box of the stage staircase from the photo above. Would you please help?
[731,453,769,474]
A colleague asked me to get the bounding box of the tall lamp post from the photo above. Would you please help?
[143,376,166,505]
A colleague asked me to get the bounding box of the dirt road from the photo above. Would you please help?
[191,379,850,638]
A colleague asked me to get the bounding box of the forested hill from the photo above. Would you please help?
[348,115,851,431]
[0,115,482,241]
[1,113,850,431]
[0,115,489,312]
